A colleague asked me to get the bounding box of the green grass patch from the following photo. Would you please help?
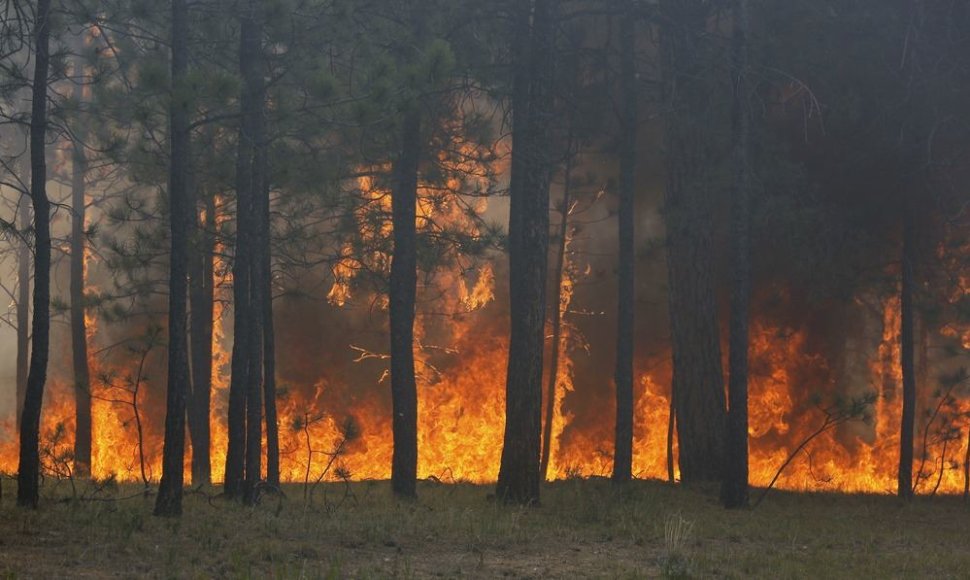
[0,479,967,578]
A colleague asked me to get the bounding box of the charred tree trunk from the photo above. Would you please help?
[612,1,637,484]
[224,207,251,502]
[188,194,215,486]
[898,210,917,500]
[226,7,267,505]
[243,298,263,506]
[17,0,52,509]
[154,0,193,517]
[16,202,29,432]
[540,155,572,482]
[243,30,268,506]
[389,110,422,499]
[70,62,92,478]
[225,10,261,500]
[497,0,555,505]
[721,0,751,509]
[660,0,726,484]
[260,172,279,488]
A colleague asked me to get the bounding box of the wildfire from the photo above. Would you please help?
[2,276,969,493]
[2,151,968,498]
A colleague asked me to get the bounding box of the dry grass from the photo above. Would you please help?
[0,478,969,578]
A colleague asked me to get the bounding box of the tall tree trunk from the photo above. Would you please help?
[243,31,268,506]
[389,110,422,499]
[16,201,29,432]
[497,0,555,505]
[17,0,52,509]
[224,228,251,501]
[612,1,637,484]
[540,157,572,482]
[898,210,917,500]
[70,58,92,478]
[226,7,267,506]
[660,0,726,484]
[225,8,264,500]
[188,194,215,486]
[260,173,279,488]
[721,0,751,509]
[154,0,192,517]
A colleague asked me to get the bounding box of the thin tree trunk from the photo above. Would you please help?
[131,339,153,489]
[70,58,92,478]
[225,7,264,501]
[17,0,52,509]
[260,173,279,488]
[154,0,192,517]
[243,307,263,506]
[612,1,637,484]
[721,0,751,509]
[898,210,916,500]
[224,229,251,500]
[240,8,267,507]
[389,110,422,499]
[16,202,29,432]
[540,155,572,482]
[188,194,215,486]
[496,0,556,506]
[659,0,726,484]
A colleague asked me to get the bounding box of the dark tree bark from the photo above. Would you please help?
[721,0,751,509]
[898,210,917,500]
[496,0,556,505]
[659,0,726,484]
[223,225,251,499]
[389,110,422,499]
[225,9,264,501]
[188,194,215,486]
[17,0,52,509]
[252,17,277,487]
[70,59,92,478]
[612,1,637,484]
[540,156,572,482]
[243,22,268,505]
[154,0,192,517]
[226,7,268,505]
[260,171,279,488]
[243,306,263,506]
[16,202,29,432]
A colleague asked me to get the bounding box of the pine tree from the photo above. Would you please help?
[17,0,53,509]
[721,0,752,509]
[497,0,557,505]
[155,0,193,517]
[659,0,726,483]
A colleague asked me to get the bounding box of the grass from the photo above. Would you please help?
[1,478,969,578]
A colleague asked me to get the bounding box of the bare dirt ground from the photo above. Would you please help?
[1,478,969,578]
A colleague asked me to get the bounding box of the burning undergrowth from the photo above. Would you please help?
[1,126,968,497]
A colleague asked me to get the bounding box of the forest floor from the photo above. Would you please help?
[0,478,969,578]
